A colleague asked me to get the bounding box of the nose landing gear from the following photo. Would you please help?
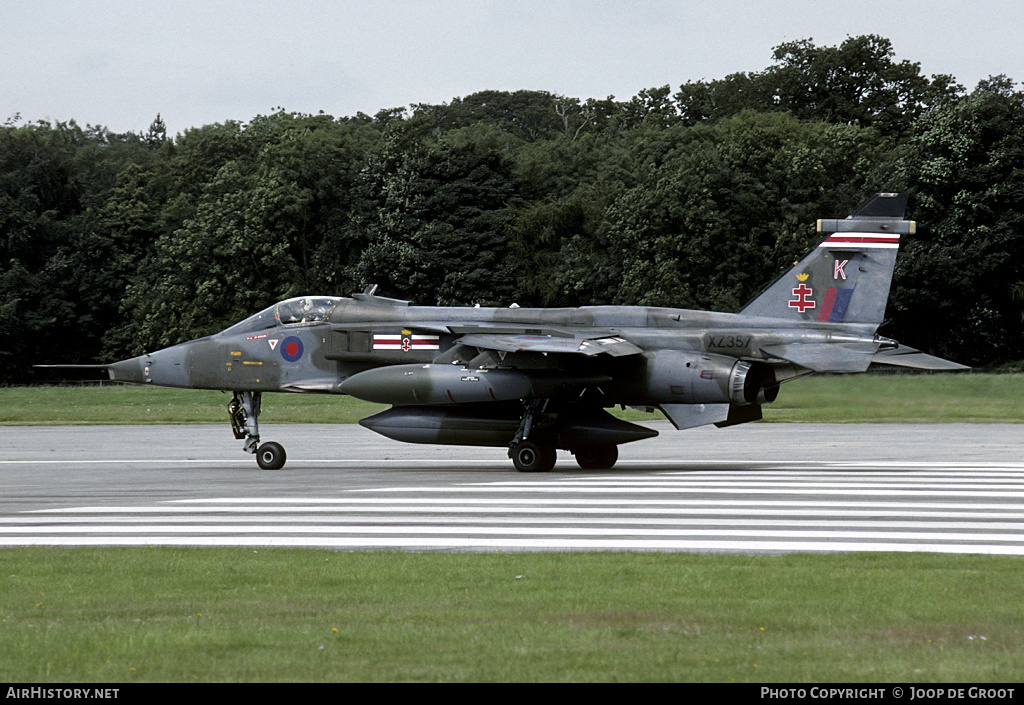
[254,441,287,470]
[229,391,287,470]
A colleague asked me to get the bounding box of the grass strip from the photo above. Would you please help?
[3,373,1023,425]
[0,385,386,425]
[2,547,1022,682]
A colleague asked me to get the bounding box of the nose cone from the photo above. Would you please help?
[106,356,147,384]
[107,344,192,388]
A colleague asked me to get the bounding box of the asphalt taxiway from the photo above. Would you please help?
[2,423,1023,553]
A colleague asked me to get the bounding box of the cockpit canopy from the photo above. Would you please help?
[221,297,343,335]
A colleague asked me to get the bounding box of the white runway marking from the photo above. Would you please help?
[4,463,1024,554]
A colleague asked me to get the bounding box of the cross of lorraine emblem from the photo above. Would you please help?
[789,283,815,313]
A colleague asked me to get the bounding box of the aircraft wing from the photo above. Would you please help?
[452,330,644,357]
[871,346,970,371]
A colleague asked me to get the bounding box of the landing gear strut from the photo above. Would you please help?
[508,399,556,472]
[229,391,287,470]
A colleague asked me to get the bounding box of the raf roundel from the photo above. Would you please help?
[281,336,303,362]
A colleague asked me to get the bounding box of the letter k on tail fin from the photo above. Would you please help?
[738,193,914,327]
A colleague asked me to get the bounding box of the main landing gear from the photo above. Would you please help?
[229,391,287,470]
[508,399,556,472]
[510,439,557,473]
[507,399,620,472]
[573,444,618,470]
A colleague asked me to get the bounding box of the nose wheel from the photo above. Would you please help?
[255,441,287,470]
[229,391,287,470]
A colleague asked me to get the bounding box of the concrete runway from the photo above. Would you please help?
[2,422,1023,553]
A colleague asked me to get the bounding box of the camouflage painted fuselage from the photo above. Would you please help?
[91,193,965,470]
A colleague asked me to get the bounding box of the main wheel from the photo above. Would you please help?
[574,445,618,470]
[256,441,287,470]
[511,440,556,473]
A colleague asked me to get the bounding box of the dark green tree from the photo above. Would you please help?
[506,130,636,305]
[145,114,167,150]
[412,90,569,141]
[0,120,153,377]
[559,111,887,310]
[356,121,522,305]
[676,35,962,136]
[890,76,1024,364]
[120,112,380,351]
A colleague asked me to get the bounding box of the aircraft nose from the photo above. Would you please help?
[107,345,191,387]
[106,357,147,384]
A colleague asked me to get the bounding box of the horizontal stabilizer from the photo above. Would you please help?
[760,343,877,373]
[872,347,970,371]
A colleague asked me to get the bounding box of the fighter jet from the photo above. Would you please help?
[48,193,965,471]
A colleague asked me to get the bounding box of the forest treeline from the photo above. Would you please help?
[3,35,1024,381]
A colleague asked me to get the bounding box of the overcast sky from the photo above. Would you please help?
[3,0,1023,136]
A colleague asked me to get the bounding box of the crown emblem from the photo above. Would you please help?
[796,273,809,282]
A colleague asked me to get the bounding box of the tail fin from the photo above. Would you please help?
[737,193,914,326]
